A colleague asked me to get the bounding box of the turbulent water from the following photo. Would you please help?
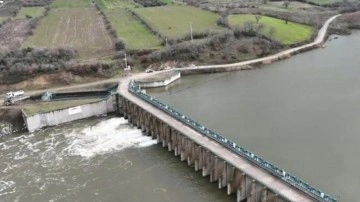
[0,116,231,202]
[0,117,156,201]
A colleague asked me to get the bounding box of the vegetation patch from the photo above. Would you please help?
[21,0,53,7]
[0,17,7,24]
[0,47,76,84]
[0,1,21,17]
[0,19,38,51]
[134,0,166,7]
[229,14,313,45]
[22,98,102,116]
[15,7,46,19]
[98,0,137,9]
[50,0,93,8]
[24,8,116,59]
[105,9,162,49]
[133,5,224,39]
[259,1,319,11]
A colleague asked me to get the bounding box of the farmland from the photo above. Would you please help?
[229,14,313,45]
[50,0,94,8]
[105,9,162,49]
[133,5,224,38]
[99,0,137,9]
[15,7,45,19]
[24,8,115,59]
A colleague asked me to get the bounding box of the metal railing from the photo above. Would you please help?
[128,80,336,202]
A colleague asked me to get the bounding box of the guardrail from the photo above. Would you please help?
[128,80,336,202]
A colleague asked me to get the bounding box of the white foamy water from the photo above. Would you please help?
[63,117,157,158]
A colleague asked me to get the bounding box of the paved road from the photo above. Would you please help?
[173,14,341,71]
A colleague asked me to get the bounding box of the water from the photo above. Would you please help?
[0,117,231,202]
[1,32,359,202]
[148,31,360,201]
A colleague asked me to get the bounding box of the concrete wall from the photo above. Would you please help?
[138,72,181,88]
[24,95,116,132]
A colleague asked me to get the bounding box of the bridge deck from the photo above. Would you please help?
[119,78,314,202]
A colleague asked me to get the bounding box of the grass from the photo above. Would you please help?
[229,14,313,45]
[50,0,94,8]
[100,0,137,9]
[133,5,224,38]
[0,17,6,23]
[24,8,116,59]
[15,7,45,19]
[22,98,102,116]
[105,9,162,49]
[259,1,317,11]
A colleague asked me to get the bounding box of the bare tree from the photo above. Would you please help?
[283,0,290,8]
[255,15,262,23]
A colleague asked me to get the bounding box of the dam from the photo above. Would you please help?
[114,79,336,202]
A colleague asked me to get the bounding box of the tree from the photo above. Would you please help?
[283,0,290,8]
[255,15,262,23]
[115,39,126,51]
[268,26,276,39]
[256,23,265,35]
[284,15,289,24]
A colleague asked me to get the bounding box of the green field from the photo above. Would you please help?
[305,0,358,5]
[51,0,94,8]
[100,0,137,9]
[229,14,313,45]
[0,17,6,23]
[106,9,162,49]
[24,8,115,59]
[133,5,224,38]
[260,1,318,11]
[15,7,45,19]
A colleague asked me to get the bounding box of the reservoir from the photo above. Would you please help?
[1,31,359,201]
[148,31,360,201]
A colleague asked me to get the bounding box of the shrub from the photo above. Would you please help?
[115,39,126,51]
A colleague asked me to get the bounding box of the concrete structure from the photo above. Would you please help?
[23,96,116,132]
[115,79,337,202]
[136,71,181,88]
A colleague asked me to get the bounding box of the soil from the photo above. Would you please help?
[0,71,104,93]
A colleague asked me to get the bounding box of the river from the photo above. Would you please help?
[147,31,360,201]
[1,31,359,202]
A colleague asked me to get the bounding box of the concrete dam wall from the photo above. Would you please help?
[23,96,116,132]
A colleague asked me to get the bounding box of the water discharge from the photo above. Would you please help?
[0,117,158,201]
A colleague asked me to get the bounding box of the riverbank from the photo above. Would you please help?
[169,14,341,74]
[135,71,181,88]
